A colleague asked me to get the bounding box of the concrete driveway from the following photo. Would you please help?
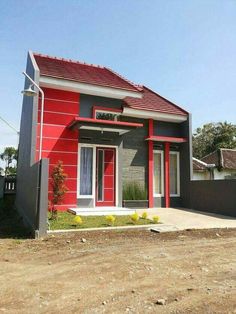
[137,207,236,230]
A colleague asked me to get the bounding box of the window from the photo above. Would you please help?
[79,147,93,196]
[153,151,164,196]
[170,152,180,196]
[96,112,119,121]
[93,106,122,121]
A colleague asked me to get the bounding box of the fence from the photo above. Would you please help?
[188,179,236,217]
[4,176,17,195]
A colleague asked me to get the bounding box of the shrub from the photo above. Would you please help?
[152,216,160,224]
[74,215,83,226]
[142,212,148,219]
[106,215,116,226]
[50,161,68,220]
[130,213,139,224]
[123,181,147,200]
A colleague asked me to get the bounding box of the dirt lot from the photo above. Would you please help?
[0,228,236,314]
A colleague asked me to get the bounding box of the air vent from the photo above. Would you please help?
[80,137,92,141]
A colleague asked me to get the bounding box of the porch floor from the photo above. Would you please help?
[68,206,135,216]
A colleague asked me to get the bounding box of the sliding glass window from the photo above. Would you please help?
[80,147,93,196]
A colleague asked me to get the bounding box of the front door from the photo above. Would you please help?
[96,147,116,206]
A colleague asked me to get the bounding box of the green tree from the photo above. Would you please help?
[0,147,18,176]
[193,122,236,159]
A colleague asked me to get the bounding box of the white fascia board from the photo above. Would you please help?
[122,107,187,123]
[80,125,129,135]
[39,76,142,100]
[29,51,39,72]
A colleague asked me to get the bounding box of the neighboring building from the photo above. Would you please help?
[193,149,236,180]
[192,157,215,180]
[16,51,192,217]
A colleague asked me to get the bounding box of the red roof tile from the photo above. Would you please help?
[124,86,188,116]
[193,159,208,171]
[33,53,141,92]
[33,53,188,116]
[202,148,236,170]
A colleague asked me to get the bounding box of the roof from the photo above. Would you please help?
[33,53,141,92]
[33,53,188,116]
[193,158,209,171]
[124,86,188,116]
[202,148,236,170]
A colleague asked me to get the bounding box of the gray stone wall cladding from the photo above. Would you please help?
[122,118,148,190]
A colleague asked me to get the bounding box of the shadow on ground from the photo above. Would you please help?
[0,196,31,239]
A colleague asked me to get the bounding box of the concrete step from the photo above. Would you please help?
[68,207,135,216]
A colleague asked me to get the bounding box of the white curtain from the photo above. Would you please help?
[80,147,93,195]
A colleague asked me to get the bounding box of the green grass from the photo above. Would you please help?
[48,212,157,230]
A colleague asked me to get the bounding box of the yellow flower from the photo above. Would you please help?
[74,216,83,225]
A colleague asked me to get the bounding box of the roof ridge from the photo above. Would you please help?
[105,67,143,92]
[220,148,236,151]
[143,85,189,115]
[33,52,105,69]
[201,149,218,160]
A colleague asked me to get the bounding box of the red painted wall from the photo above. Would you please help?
[36,88,79,211]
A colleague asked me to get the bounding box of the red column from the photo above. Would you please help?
[164,142,170,208]
[148,119,154,208]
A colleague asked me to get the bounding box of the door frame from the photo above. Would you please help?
[77,143,118,207]
[95,147,116,206]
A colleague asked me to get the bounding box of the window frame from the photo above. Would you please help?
[169,151,180,197]
[153,150,164,197]
[77,144,96,199]
[77,143,119,206]
[92,106,122,120]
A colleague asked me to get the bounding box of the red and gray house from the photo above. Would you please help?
[16,51,192,222]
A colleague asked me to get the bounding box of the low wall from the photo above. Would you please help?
[188,179,236,217]
[15,159,49,237]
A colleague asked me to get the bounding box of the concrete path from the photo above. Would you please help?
[137,207,236,230]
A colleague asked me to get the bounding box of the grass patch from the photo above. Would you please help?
[48,212,157,230]
[123,182,147,200]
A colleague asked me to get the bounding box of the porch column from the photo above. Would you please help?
[164,142,170,208]
[148,119,154,208]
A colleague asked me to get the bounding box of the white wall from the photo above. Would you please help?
[213,169,236,180]
[193,171,211,181]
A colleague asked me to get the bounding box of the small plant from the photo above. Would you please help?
[142,212,148,219]
[152,216,160,224]
[123,182,147,200]
[50,161,68,220]
[74,215,83,227]
[130,213,139,224]
[106,215,116,226]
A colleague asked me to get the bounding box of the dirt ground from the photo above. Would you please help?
[0,228,236,314]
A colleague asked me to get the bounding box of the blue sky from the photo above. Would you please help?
[0,0,236,157]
